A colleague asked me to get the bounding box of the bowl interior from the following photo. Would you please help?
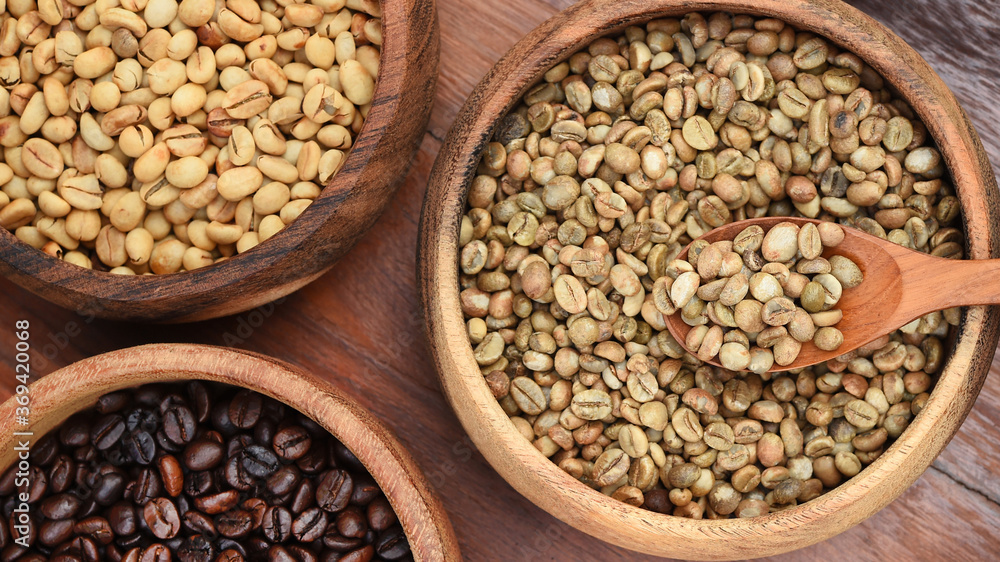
[0,344,460,561]
[421,0,1000,558]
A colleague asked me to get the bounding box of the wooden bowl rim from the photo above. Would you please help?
[0,0,413,308]
[419,0,1000,558]
[0,344,461,561]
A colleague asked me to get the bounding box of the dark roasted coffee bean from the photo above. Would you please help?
[228,390,263,429]
[110,503,138,535]
[642,489,672,513]
[183,440,225,471]
[316,470,353,513]
[194,490,240,515]
[57,535,101,561]
[273,426,311,461]
[323,529,364,552]
[292,506,327,542]
[262,506,293,543]
[210,401,238,436]
[39,518,75,546]
[295,441,328,474]
[40,493,82,519]
[182,510,217,538]
[155,431,185,453]
[97,392,130,414]
[333,442,366,473]
[291,479,316,514]
[215,509,253,538]
[143,497,181,539]
[253,418,276,446]
[74,444,99,464]
[105,446,129,467]
[140,543,170,562]
[156,455,184,497]
[48,455,75,494]
[33,434,59,466]
[215,539,246,558]
[266,465,301,497]
[223,456,254,491]
[240,445,279,479]
[92,415,127,450]
[241,498,267,530]
[177,534,215,562]
[162,405,197,445]
[288,545,319,562]
[267,545,297,562]
[336,507,367,539]
[118,532,143,551]
[132,468,161,504]
[59,414,91,447]
[215,548,245,562]
[350,476,380,506]
[366,497,397,532]
[24,466,48,502]
[186,382,212,423]
[374,525,410,560]
[338,545,375,562]
[126,409,159,433]
[184,471,215,497]
[124,431,156,465]
[74,516,114,545]
[246,536,271,557]
[92,470,127,506]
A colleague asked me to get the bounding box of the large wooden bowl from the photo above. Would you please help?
[0,344,461,561]
[0,0,439,323]
[417,0,1000,558]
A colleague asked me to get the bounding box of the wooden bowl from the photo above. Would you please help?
[0,344,461,561]
[418,0,1000,558]
[0,0,439,323]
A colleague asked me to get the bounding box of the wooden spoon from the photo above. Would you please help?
[664,216,994,372]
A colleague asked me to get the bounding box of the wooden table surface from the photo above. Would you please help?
[2,0,998,560]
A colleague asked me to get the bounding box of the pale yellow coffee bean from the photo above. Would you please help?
[37,190,71,218]
[133,142,171,183]
[171,82,207,117]
[279,199,311,223]
[94,225,128,267]
[58,174,103,210]
[256,155,298,183]
[109,191,146,232]
[246,181,289,217]
[79,112,116,151]
[222,79,272,119]
[340,59,374,106]
[119,124,154,158]
[101,104,148,136]
[125,227,154,264]
[21,137,64,179]
[144,0,180,29]
[65,209,102,241]
[236,231,259,253]
[19,91,49,135]
[317,149,345,184]
[258,213,284,241]
[218,166,264,201]
[95,154,130,188]
[205,220,243,245]
[73,47,116,79]
[147,58,187,95]
[149,238,187,274]
[90,81,122,113]
[296,141,321,181]
[165,156,210,189]
[0,198,36,229]
[99,8,148,38]
[227,126,255,166]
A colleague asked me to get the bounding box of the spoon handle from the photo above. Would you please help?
[892,251,1000,325]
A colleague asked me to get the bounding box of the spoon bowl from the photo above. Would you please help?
[664,216,995,371]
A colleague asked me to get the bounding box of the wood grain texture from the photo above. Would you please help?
[420,0,999,558]
[665,217,1000,372]
[0,0,439,323]
[0,0,998,560]
[0,345,461,561]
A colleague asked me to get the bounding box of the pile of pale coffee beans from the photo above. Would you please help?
[0,0,381,274]
[460,12,960,518]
